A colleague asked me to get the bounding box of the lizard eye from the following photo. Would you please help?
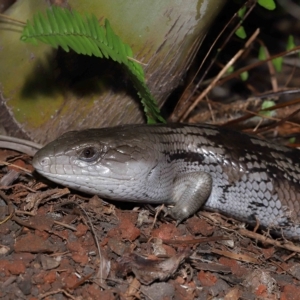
[79,147,99,162]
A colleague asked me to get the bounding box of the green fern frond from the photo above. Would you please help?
[20,6,165,124]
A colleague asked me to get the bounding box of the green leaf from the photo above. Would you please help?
[47,8,59,33]
[289,137,296,144]
[240,71,248,81]
[260,100,275,117]
[33,13,44,34]
[272,57,283,72]
[235,25,247,39]
[20,6,165,124]
[238,6,247,18]
[258,46,267,60]
[37,12,50,34]
[287,35,295,51]
[261,100,275,110]
[52,6,67,33]
[258,0,276,10]
[226,66,234,74]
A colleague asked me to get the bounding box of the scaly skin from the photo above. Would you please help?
[32,124,300,239]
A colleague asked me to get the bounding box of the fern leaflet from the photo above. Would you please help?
[20,6,165,124]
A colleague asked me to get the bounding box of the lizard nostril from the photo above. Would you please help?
[40,157,50,166]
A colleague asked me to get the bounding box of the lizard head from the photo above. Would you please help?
[32,125,161,201]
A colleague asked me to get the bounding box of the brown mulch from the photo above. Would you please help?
[1,149,300,300]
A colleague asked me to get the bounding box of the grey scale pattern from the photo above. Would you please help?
[32,124,300,239]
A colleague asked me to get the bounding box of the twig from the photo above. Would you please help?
[152,204,165,230]
[257,40,278,92]
[180,28,260,121]
[80,206,103,283]
[245,107,300,134]
[173,0,257,121]
[0,13,26,25]
[217,45,300,86]
[0,190,14,224]
[238,228,300,253]
[0,160,32,174]
[15,210,36,216]
[127,56,148,66]
[222,95,300,129]
[162,235,230,245]
[211,248,259,264]
[200,211,300,253]
[38,289,76,300]
[54,220,77,231]
[1,183,38,193]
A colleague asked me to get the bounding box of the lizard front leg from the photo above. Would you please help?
[167,171,212,223]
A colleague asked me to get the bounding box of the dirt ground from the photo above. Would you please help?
[1,149,300,300]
